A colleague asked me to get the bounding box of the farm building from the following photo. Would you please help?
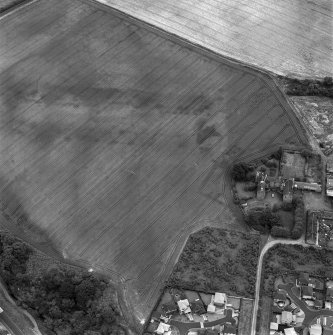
[283,179,294,203]
[256,172,267,200]
[214,292,227,307]
[294,182,322,193]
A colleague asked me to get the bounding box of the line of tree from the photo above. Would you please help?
[283,76,333,98]
[291,197,305,239]
[0,233,127,335]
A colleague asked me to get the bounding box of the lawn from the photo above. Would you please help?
[167,228,260,298]
[238,299,254,335]
[0,0,308,328]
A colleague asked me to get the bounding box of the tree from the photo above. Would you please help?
[231,162,253,181]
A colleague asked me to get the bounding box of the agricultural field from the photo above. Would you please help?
[98,0,333,78]
[167,228,260,298]
[0,0,308,328]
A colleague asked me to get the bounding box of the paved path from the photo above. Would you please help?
[250,236,309,335]
[279,283,333,327]
[170,309,235,335]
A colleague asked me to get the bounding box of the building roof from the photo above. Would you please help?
[323,327,333,335]
[327,160,333,173]
[310,324,322,335]
[191,301,206,315]
[294,182,322,192]
[284,328,298,335]
[326,288,333,301]
[299,272,309,284]
[223,324,236,334]
[274,291,287,301]
[270,322,279,330]
[207,304,216,313]
[177,299,191,313]
[283,179,294,195]
[156,322,171,335]
[281,311,293,324]
[327,281,333,288]
[302,285,313,297]
[161,301,178,314]
[214,292,227,305]
[315,300,323,308]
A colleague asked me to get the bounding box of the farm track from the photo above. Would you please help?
[0,0,310,330]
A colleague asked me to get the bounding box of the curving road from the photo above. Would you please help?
[250,236,309,335]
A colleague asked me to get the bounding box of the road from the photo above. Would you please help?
[170,309,235,335]
[250,236,309,335]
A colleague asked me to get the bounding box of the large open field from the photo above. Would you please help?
[0,0,308,329]
[97,0,333,78]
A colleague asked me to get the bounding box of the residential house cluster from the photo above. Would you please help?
[151,292,233,335]
[270,290,304,335]
[296,272,333,311]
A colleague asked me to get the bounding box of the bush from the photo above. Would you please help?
[231,162,254,181]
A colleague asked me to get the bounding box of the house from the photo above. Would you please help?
[309,324,322,335]
[223,324,236,335]
[327,177,333,197]
[323,327,333,335]
[302,286,314,299]
[161,301,178,316]
[326,288,333,302]
[270,322,279,331]
[284,328,298,335]
[298,272,310,286]
[214,292,227,307]
[326,281,333,289]
[281,311,293,325]
[313,279,325,291]
[315,300,323,309]
[283,179,294,203]
[327,161,333,174]
[325,301,332,310]
[177,299,191,314]
[156,322,171,335]
[207,304,216,313]
[191,301,206,315]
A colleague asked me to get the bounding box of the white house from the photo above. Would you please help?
[156,322,170,335]
[214,292,227,306]
[177,299,191,314]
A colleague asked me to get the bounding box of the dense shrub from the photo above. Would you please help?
[290,197,305,239]
[231,162,254,181]
[285,77,333,98]
[0,234,125,335]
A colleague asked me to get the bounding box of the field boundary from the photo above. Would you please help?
[0,0,38,20]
